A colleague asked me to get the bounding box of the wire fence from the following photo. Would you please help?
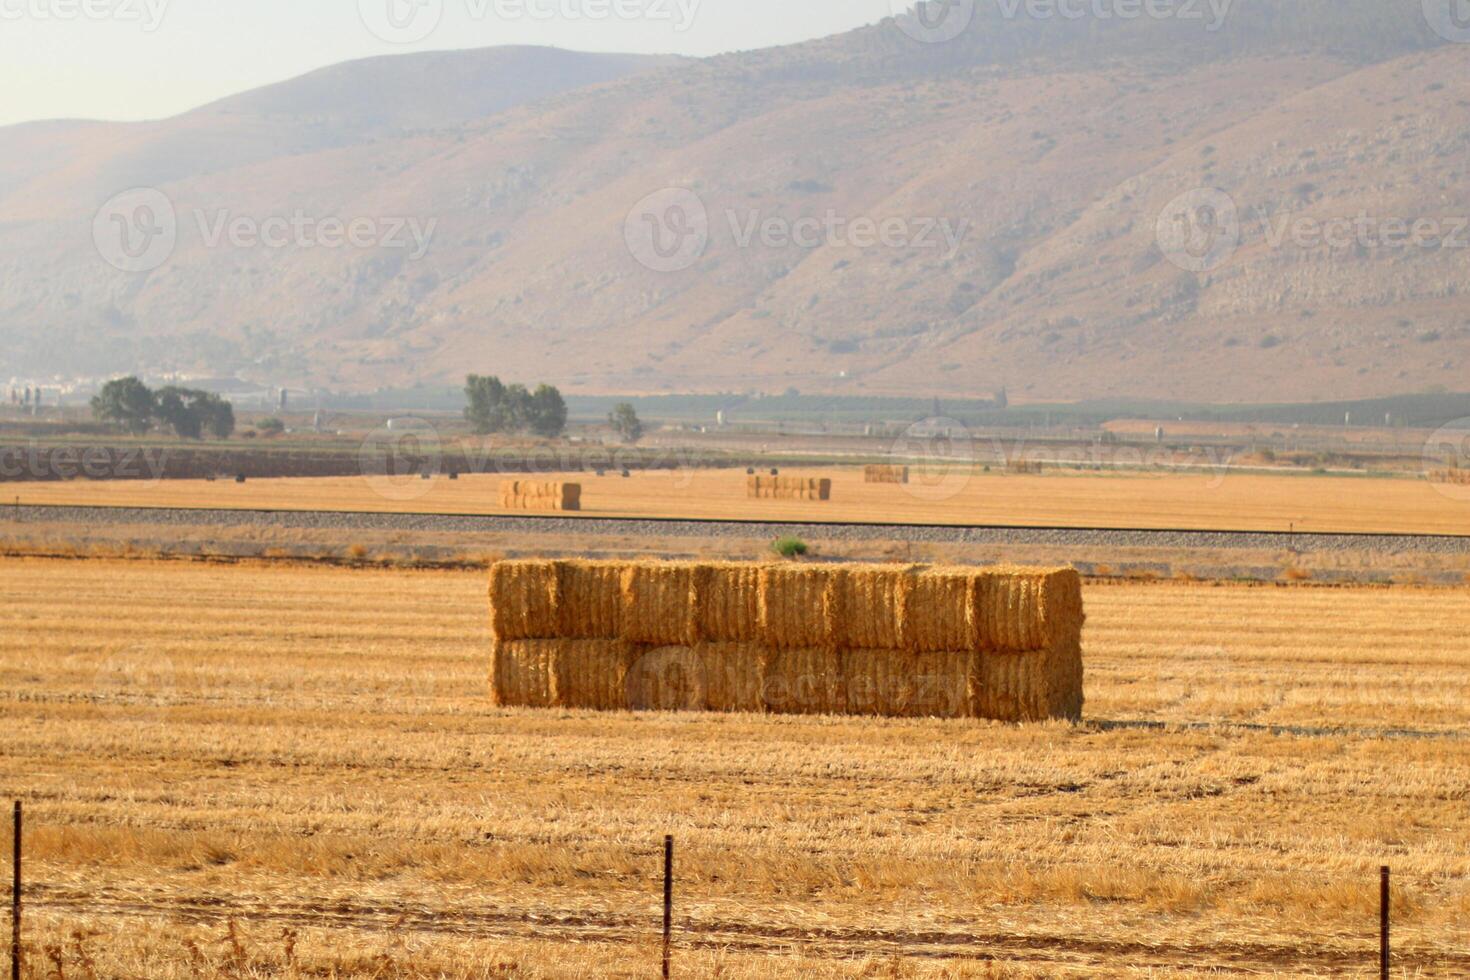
[10,799,1470,978]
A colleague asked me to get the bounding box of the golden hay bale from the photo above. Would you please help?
[623,642,765,713]
[899,569,974,653]
[488,558,1085,722]
[555,560,624,639]
[498,480,582,511]
[695,563,763,643]
[761,646,844,715]
[843,649,969,718]
[746,476,832,500]
[972,567,1084,653]
[758,565,837,649]
[829,565,915,650]
[490,638,634,710]
[864,465,910,484]
[551,638,635,710]
[488,560,559,640]
[620,562,700,646]
[489,638,557,708]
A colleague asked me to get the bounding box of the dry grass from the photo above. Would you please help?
[8,466,1470,534]
[1,557,1468,977]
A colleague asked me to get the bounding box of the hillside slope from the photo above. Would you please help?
[2,2,1467,402]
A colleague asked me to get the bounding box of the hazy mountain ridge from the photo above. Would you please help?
[2,3,1468,401]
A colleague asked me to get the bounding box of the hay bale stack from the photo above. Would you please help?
[864,465,910,484]
[498,480,582,511]
[746,475,832,501]
[488,559,1084,722]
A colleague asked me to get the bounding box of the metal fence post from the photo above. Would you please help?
[11,801,20,980]
[1379,865,1390,980]
[662,835,673,979]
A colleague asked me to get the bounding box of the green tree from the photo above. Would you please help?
[464,375,510,434]
[90,376,155,435]
[155,387,234,440]
[609,403,643,444]
[527,384,568,438]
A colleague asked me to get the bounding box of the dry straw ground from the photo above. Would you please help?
[1,557,1468,977]
[7,466,1470,534]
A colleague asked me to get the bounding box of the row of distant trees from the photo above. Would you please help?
[463,375,644,443]
[91,377,235,439]
[463,375,569,437]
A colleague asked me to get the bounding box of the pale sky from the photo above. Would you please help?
[0,0,903,127]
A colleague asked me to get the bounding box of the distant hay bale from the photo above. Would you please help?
[747,475,831,501]
[864,465,910,484]
[498,480,582,511]
[487,558,1085,722]
[1430,469,1470,485]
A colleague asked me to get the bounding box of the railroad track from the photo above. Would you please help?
[6,502,1470,554]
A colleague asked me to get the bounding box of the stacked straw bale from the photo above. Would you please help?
[864,465,910,484]
[747,475,832,501]
[498,480,582,511]
[488,559,1084,722]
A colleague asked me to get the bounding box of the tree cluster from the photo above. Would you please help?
[464,375,567,437]
[91,377,236,439]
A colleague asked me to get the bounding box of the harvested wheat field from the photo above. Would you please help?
[1,557,1469,977]
[7,466,1470,534]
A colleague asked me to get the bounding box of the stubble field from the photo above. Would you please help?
[1,556,1468,976]
[7,465,1470,534]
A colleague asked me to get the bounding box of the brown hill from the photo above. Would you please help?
[2,2,1468,403]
